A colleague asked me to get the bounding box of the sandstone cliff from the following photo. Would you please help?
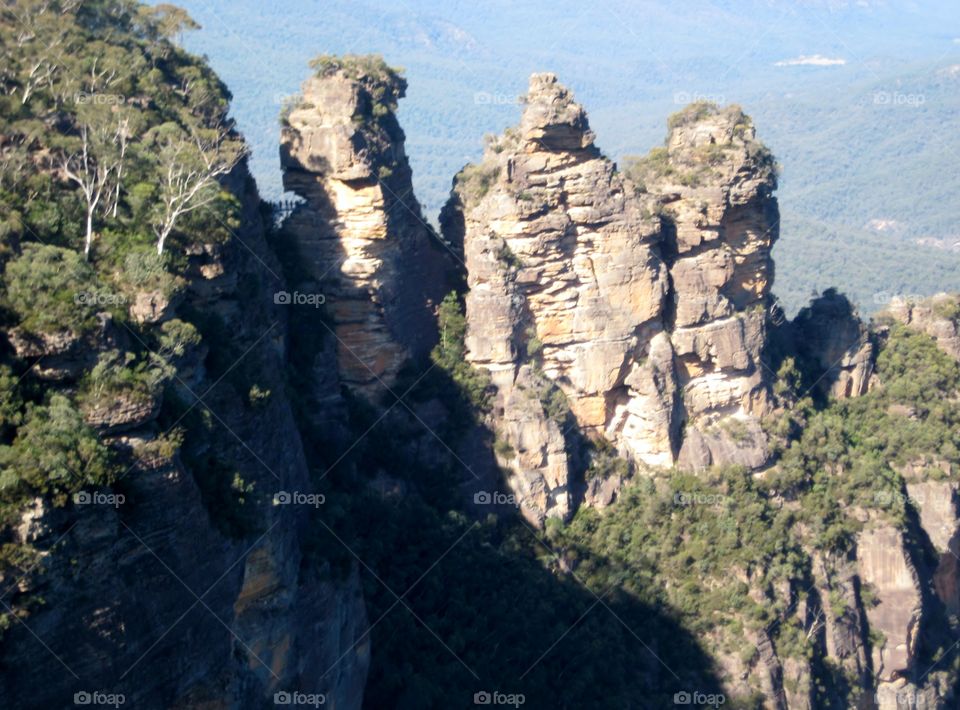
[445,75,784,523]
[0,165,370,710]
[885,293,960,362]
[279,57,452,394]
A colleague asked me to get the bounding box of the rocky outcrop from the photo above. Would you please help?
[447,77,782,522]
[856,525,923,685]
[637,102,780,470]
[907,480,960,615]
[447,73,670,522]
[279,59,451,394]
[885,293,960,361]
[6,320,110,381]
[791,289,874,399]
[83,391,160,433]
[0,165,370,710]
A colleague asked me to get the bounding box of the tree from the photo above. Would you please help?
[60,106,130,257]
[151,123,245,255]
[0,0,75,105]
[4,243,98,336]
[0,393,115,501]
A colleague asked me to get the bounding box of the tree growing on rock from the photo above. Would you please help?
[59,105,131,258]
[151,122,245,255]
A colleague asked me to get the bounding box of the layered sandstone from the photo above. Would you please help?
[635,102,780,469]
[448,73,671,522]
[885,293,960,361]
[447,76,783,522]
[280,59,450,394]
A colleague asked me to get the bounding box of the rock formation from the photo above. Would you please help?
[639,101,781,470]
[885,293,960,361]
[0,167,370,710]
[445,75,783,522]
[280,57,452,394]
[790,289,875,399]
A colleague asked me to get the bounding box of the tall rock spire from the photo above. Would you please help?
[280,55,452,394]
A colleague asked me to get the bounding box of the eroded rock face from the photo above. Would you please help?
[856,525,923,683]
[886,294,960,362]
[280,63,451,394]
[907,480,960,615]
[0,167,371,710]
[791,289,874,400]
[448,76,783,522]
[639,102,780,470]
[449,73,671,522]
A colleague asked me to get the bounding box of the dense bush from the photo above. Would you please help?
[0,394,117,505]
[3,244,100,335]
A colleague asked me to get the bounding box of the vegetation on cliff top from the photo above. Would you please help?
[0,0,264,615]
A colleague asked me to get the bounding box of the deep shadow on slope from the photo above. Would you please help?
[270,197,731,709]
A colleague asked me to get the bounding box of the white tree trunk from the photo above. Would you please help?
[84,208,93,258]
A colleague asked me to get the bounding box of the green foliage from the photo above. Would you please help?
[585,439,630,481]
[3,244,99,335]
[309,53,403,83]
[155,318,202,360]
[773,325,960,553]
[455,162,500,207]
[493,438,515,458]
[667,100,718,130]
[118,246,183,297]
[0,394,117,505]
[495,241,522,269]
[559,466,810,658]
[0,365,24,433]
[431,292,491,410]
[78,350,162,413]
[931,297,960,323]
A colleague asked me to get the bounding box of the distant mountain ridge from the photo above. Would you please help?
[167,0,960,314]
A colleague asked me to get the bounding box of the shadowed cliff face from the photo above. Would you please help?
[443,74,790,525]
[0,167,370,710]
[279,63,454,395]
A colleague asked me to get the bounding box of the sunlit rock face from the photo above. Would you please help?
[447,74,783,523]
[280,64,451,395]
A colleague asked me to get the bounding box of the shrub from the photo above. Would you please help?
[3,244,99,335]
[0,394,117,503]
[78,350,162,414]
[156,319,202,360]
[456,163,500,207]
[431,292,492,410]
